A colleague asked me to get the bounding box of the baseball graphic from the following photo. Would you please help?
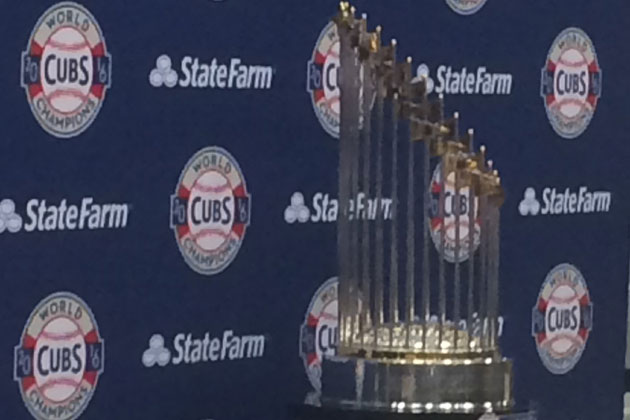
[307,22,372,138]
[429,163,480,263]
[315,298,338,361]
[322,41,340,118]
[300,277,339,392]
[21,2,111,138]
[14,291,104,420]
[552,48,590,120]
[533,263,592,375]
[188,171,235,251]
[542,283,582,358]
[40,27,93,114]
[34,317,86,402]
[445,0,488,15]
[541,28,601,139]
[171,146,250,275]
[307,22,341,138]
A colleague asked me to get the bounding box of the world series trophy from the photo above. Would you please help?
[303,4,536,419]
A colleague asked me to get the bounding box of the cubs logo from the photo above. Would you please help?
[170,146,250,275]
[307,22,341,138]
[541,28,602,139]
[307,22,373,139]
[21,2,112,138]
[429,163,480,263]
[299,277,338,392]
[445,0,488,15]
[14,292,104,420]
[532,263,593,375]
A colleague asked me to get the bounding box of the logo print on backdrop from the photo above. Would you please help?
[532,264,593,375]
[307,22,374,138]
[518,188,540,216]
[0,197,130,233]
[307,22,341,138]
[171,147,250,275]
[285,192,311,224]
[429,163,480,263]
[142,334,171,367]
[299,277,338,392]
[541,28,602,139]
[149,55,178,88]
[306,22,340,138]
[21,2,112,138]
[412,63,512,95]
[148,54,274,89]
[14,292,104,420]
[445,0,488,15]
[284,191,392,224]
[142,330,265,367]
[518,186,611,217]
[0,199,24,233]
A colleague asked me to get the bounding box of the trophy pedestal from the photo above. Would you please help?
[321,356,513,414]
[290,404,537,420]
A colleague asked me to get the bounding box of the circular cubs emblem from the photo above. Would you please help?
[532,263,593,375]
[21,2,112,138]
[445,0,488,15]
[299,277,338,392]
[541,28,602,139]
[429,163,480,263]
[307,22,341,138]
[170,146,251,275]
[14,292,104,420]
[307,23,372,138]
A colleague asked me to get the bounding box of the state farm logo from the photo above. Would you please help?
[413,63,512,95]
[518,186,611,216]
[284,192,392,224]
[142,330,265,368]
[21,2,112,138]
[170,147,250,275]
[541,28,602,139]
[0,197,129,233]
[14,292,104,420]
[149,54,274,89]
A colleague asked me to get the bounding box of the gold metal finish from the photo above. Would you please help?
[329,3,512,414]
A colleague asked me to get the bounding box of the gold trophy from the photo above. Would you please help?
[313,4,534,417]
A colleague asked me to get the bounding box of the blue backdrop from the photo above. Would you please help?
[1,1,629,420]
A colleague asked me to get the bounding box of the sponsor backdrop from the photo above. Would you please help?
[0,0,629,419]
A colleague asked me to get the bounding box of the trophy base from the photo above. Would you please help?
[321,356,513,414]
[289,403,537,420]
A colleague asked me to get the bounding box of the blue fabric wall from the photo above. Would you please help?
[1,1,629,419]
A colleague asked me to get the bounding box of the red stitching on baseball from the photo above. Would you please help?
[191,182,231,194]
[46,39,89,52]
[45,88,89,103]
[556,49,588,68]
[38,377,81,394]
[191,228,231,241]
[40,329,82,341]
